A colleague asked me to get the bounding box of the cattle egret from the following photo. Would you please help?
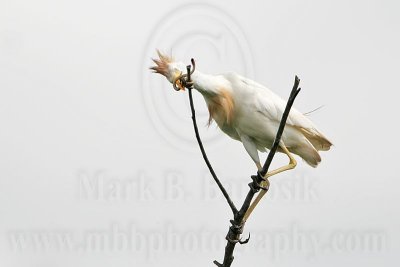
[151,50,332,220]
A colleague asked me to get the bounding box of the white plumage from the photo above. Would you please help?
[151,51,332,170]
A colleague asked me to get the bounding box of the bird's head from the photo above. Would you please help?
[150,50,187,90]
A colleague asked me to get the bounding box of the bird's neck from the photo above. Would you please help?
[191,71,224,96]
[190,70,234,126]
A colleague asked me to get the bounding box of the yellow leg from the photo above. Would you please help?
[263,145,297,177]
[243,145,297,222]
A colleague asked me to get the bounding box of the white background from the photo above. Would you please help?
[1,0,399,266]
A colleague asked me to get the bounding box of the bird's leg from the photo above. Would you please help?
[243,145,297,222]
[263,145,297,179]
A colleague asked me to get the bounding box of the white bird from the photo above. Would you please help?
[151,50,332,169]
[151,51,332,219]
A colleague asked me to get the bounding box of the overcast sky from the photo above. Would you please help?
[1,1,399,266]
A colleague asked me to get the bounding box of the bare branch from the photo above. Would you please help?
[259,76,301,177]
[184,59,238,215]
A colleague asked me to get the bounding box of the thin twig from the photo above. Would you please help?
[260,76,301,176]
[185,60,238,215]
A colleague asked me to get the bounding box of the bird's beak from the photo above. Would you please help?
[175,79,185,91]
[172,71,185,91]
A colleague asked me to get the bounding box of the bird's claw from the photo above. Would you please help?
[226,232,250,245]
[226,231,250,245]
[238,233,251,244]
[249,172,269,193]
[225,220,249,245]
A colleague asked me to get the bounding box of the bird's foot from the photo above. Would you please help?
[225,220,250,245]
[249,172,269,193]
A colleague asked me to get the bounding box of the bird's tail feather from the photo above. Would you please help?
[298,127,332,151]
[291,140,321,168]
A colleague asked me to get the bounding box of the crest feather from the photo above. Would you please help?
[150,50,173,77]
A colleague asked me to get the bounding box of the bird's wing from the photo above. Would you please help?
[256,90,315,129]
[237,75,332,150]
[236,75,315,129]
